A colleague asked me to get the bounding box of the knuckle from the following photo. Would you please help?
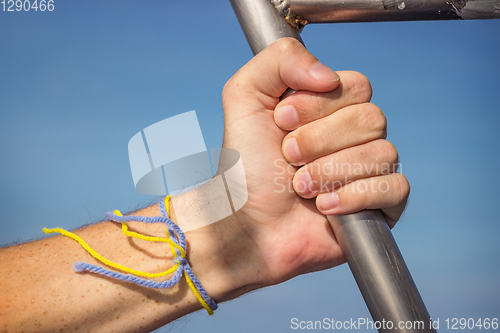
[294,125,324,159]
[342,179,369,208]
[373,140,399,165]
[391,173,411,204]
[305,126,326,157]
[360,103,387,136]
[274,37,302,55]
[289,91,324,122]
[304,93,324,121]
[313,94,327,119]
[370,104,387,132]
[356,181,370,208]
[346,71,373,103]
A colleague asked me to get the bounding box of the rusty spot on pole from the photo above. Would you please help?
[270,0,309,32]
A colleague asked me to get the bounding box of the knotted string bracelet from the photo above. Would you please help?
[43,195,217,315]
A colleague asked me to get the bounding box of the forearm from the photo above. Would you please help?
[0,189,261,332]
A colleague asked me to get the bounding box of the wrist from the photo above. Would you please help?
[170,185,267,303]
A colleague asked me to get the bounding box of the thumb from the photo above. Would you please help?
[223,37,340,113]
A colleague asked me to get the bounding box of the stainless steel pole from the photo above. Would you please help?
[328,212,436,333]
[287,0,500,23]
[229,0,437,332]
[229,0,303,54]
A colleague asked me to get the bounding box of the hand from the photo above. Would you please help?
[176,38,409,302]
[0,38,411,332]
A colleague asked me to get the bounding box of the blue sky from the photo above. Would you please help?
[1,1,499,332]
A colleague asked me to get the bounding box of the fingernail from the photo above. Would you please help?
[294,170,318,198]
[309,61,340,83]
[275,105,299,129]
[317,191,340,214]
[283,137,302,164]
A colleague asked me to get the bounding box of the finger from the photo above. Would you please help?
[222,38,340,115]
[292,139,399,198]
[315,173,410,228]
[282,102,387,166]
[274,71,373,130]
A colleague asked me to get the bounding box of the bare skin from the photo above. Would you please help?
[0,38,409,333]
